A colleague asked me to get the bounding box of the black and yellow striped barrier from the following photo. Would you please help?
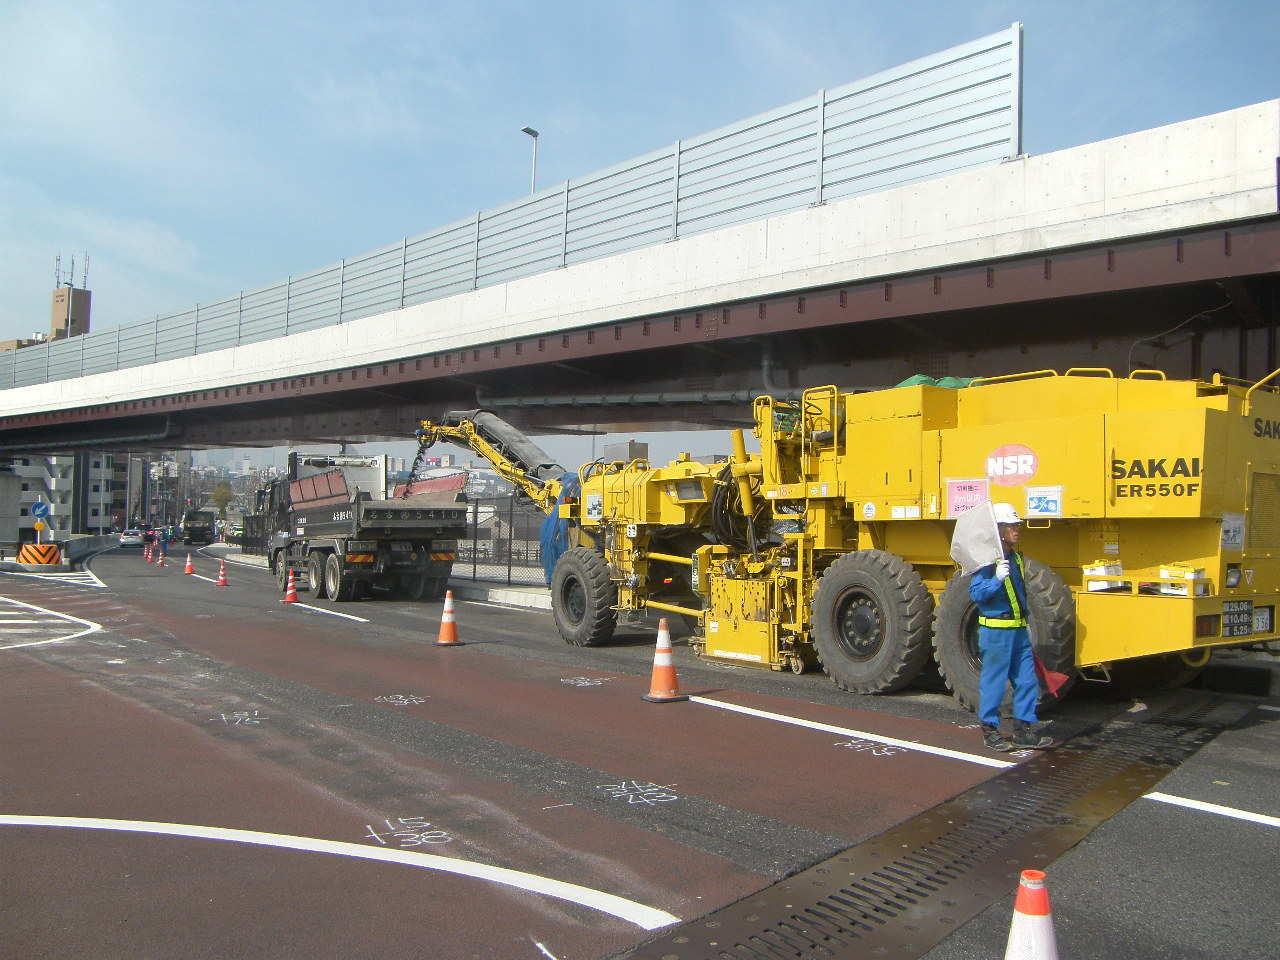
[17,543,62,565]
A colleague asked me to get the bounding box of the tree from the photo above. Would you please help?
[209,482,235,519]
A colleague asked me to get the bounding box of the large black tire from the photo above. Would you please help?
[811,550,934,694]
[324,553,358,602]
[932,557,1076,714]
[274,551,290,591]
[408,575,448,601]
[551,547,617,646]
[308,552,328,599]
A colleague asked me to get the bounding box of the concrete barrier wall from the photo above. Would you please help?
[61,535,116,562]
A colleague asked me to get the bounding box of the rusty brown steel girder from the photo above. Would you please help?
[1,217,1277,453]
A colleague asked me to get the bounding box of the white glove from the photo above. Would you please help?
[995,559,1011,582]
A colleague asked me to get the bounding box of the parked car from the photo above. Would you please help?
[118,529,145,547]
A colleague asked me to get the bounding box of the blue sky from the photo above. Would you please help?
[2,0,1277,346]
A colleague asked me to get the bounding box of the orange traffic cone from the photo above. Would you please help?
[643,619,688,703]
[144,543,153,563]
[281,569,299,603]
[184,553,194,575]
[436,590,461,645]
[1004,869,1059,960]
[155,548,166,568]
[214,559,230,587]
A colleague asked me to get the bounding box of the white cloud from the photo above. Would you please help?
[0,173,212,336]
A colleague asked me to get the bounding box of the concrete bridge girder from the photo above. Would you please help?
[0,217,1277,455]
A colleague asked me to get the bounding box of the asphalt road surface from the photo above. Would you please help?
[2,546,1277,959]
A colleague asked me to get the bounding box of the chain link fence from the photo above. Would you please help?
[454,495,548,587]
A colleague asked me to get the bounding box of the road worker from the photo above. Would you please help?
[969,503,1054,752]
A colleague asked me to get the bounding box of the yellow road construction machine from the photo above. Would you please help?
[417,367,1280,708]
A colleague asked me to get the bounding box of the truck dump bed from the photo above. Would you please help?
[288,467,465,540]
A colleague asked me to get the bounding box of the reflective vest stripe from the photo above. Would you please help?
[978,554,1027,628]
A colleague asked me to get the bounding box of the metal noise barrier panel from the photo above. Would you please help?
[0,26,1022,390]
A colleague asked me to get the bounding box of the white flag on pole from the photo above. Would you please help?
[950,499,1003,575]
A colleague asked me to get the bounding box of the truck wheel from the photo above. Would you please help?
[812,550,934,694]
[409,576,448,601]
[324,553,358,602]
[551,547,617,646]
[932,557,1076,714]
[274,552,290,591]
[308,553,328,599]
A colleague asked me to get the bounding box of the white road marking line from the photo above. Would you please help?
[290,602,369,623]
[688,696,1015,769]
[180,570,368,621]
[0,597,103,650]
[1144,792,1280,829]
[1258,704,1280,713]
[79,567,108,588]
[3,570,107,588]
[0,815,679,930]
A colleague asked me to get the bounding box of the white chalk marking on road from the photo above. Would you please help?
[532,938,560,960]
[1144,792,1280,829]
[689,696,1015,769]
[290,602,370,623]
[0,815,679,930]
[0,597,103,650]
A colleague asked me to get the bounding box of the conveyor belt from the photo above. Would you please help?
[622,695,1252,960]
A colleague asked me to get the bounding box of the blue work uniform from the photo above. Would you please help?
[969,552,1039,727]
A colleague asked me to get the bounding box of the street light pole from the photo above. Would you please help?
[521,126,539,194]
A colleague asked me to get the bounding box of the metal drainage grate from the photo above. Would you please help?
[622,697,1245,960]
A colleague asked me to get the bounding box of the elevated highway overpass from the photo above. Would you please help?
[1,99,1277,454]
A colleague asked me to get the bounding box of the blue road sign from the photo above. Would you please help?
[30,500,50,519]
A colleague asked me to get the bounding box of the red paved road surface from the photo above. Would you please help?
[2,559,1000,958]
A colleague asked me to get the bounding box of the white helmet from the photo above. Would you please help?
[993,502,1021,525]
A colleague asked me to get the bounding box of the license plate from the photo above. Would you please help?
[1254,606,1273,634]
[1223,599,1254,637]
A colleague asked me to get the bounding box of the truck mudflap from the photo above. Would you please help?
[1075,590,1279,665]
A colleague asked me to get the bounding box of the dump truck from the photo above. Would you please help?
[182,509,216,545]
[258,452,466,601]
[417,367,1280,709]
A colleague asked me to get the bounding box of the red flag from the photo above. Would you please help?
[1033,653,1072,697]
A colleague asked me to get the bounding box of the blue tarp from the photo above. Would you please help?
[539,474,580,584]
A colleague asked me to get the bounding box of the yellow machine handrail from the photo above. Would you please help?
[1244,366,1280,415]
[968,369,1060,387]
[969,367,1170,389]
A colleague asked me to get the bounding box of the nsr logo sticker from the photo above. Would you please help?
[985,444,1038,487]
